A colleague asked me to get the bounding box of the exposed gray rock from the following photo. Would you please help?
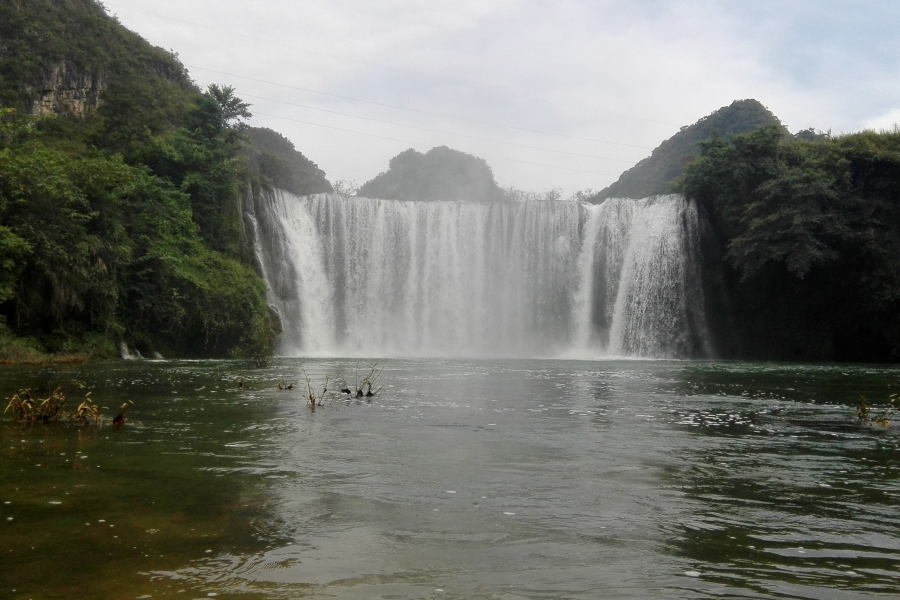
[30,61,106,117]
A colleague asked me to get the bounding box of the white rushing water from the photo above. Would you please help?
[247,191,711,359]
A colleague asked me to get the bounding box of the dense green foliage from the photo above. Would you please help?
[129,83,253,260]
[677,125,900,362]
[0,0,190,112]
[358,146,504,202]
[0,108,272,358]
[0,0,303,359]
[593,99,785,201]
[244,127,333,196]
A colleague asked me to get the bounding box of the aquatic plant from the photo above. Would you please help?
[4,383,123,426]
[4,386,69,422]
[856,394,897,427]
[70,392,103,426]
[5,382,89,424]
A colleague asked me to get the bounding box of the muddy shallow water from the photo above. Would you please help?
[1,359,899,599]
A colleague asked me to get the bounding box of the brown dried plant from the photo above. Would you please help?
[856,393,898,427]
[69,392,103,426]
[5,385,73,422]
[5,383,115,426]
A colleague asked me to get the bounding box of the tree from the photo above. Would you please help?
[676,125,900,361]
[677,125,851,278]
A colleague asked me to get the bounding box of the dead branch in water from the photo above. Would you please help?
[302,371,337,409]
[360,364,384,399]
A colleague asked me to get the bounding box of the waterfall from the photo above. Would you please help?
[248,190,711,359]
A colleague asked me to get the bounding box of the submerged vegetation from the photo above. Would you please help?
[302,372,332,409]
[265,364,386,410]
[355,363,384,398]
[232,363,387,411]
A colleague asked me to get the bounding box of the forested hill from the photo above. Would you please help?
[679,125,900,362]
[592,99,785,201]
[0,0,327,361]
[358,146,504,202]
[245,127,333,196]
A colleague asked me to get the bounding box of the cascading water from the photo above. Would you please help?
[247,190,711,359]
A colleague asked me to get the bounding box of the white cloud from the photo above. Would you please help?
[107,0,900,194]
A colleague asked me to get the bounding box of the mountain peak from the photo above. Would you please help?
[593,99,786,201]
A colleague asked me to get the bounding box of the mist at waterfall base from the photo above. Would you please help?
[249,191,711,359]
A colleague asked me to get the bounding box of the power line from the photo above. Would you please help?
[241,93,637,164]
[105,1,677,127]
[253,111,617,177]
[189,65,654,150]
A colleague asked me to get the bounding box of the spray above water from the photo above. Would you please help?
[248,191,711,359]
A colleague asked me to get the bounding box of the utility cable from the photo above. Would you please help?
[242,93,637,164]
[189,65,654,150]
[253,111,618,177]
[105,1,676,127]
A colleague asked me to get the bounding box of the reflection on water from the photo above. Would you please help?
[1,359,898,598]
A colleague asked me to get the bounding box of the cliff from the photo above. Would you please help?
[680,125,900,362]
[0,0,191,118]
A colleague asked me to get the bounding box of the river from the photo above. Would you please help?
[1,358,898,599]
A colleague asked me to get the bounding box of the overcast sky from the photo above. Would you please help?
[105,0,900,194]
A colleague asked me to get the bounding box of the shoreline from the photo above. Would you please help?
[0,354,92,366]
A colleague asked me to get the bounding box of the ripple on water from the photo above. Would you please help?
[1,358,899,598]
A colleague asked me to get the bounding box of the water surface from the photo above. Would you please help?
[2,359,899,599]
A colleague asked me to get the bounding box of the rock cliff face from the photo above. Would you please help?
[1,0,193,119]
[30,61,106,117]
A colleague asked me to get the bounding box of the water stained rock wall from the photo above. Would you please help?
[30,61,106,117]
[248,191,712,359]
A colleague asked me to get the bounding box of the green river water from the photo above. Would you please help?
[1,359,898,599]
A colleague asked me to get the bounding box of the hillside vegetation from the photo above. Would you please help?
[244,127,333,196]
[358,146,504,202]
[678,125,900,361]
[593,99,785,201]
[0,0,328,360]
